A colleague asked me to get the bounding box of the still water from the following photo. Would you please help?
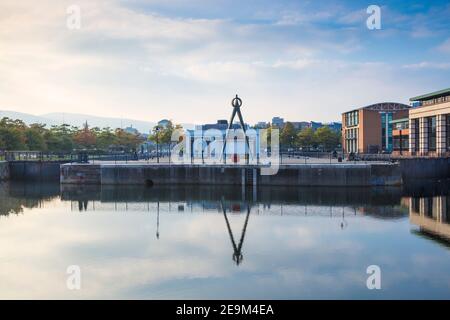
[0,182,449,299]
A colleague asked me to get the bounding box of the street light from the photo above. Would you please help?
[154,126,161,163]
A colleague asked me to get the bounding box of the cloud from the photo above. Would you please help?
[437,38,450,53]
[0,0,449,124]
[402,61,450,70]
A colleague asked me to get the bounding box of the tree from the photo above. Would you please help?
[0,117,27,150]
[297,127,315,150]
[314,127,340,151]
[45,124,75,152]
[73,122,96,149]
[149,121,183,146]
[115,128,143,152]
[25,127,47,151]
[96,127,117,150]
[280,122,298,149]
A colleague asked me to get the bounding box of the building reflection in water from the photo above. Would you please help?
[2,181,450,264]
[60,184,411,266]
[409,195,450,245]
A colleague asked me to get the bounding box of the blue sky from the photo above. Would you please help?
[0,0,449,125]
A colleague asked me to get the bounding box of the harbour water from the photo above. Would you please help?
[0,182,449,299]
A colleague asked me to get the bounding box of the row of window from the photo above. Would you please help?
[381,113,393,151]
[412,114,450,152]
[410,197,450,221]
[345,128,358,139]
[345,139,358,153]
[393,121,409,130]
[422,95,450,106]
[393,135,409,151]
[344,111,359,127]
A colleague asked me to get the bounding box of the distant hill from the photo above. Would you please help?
[0,110,56,126]
[0,110,193,133]
[42,112,156,133]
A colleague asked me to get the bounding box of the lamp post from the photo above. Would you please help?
[155,126,161,164]
[290,136,294,158]
[399,129,403,156]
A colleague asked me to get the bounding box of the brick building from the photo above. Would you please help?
[409,88,450,157]
[342,102,410,154]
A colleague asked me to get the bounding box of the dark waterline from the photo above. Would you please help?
[0,181,449,299]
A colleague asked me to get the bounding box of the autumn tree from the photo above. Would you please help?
[73,122,96,149]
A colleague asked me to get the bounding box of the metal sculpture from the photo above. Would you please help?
[222,94,252,164]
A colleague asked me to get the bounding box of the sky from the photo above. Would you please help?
[0,0,449,125]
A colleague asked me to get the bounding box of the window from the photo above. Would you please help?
[381,113,393,151]
[428,116,436,151]
[345,111,359,127]
[393,134,408,152]
[411,198,420,214]
[447,115,450,151]
[414,119,420,152]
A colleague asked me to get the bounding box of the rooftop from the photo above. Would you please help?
[410,87,450,102]
[343,102,410,114]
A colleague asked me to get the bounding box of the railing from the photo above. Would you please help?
[2,151,74,162]
[1,150,397,165]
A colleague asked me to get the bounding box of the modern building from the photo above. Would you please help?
[324,122,342,132]
[409,88,450,157]
[255,122,269,129]
[309,121,323,131]
[187,120,256,162]
[290,121,310,131]
[271,117,284,128]
[341,102,410,154]
[390,118,409,155]
[195,120,247,131]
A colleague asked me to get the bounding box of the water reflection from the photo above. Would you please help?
[59,184,413,266]
[0,182,60,216]
[1,181,450,299]
[409,195,450,246]
[221,201,251,265]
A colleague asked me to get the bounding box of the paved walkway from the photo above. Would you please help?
[87,156,391,165]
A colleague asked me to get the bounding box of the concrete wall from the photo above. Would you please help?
[61,163,403,187]
[60,164,101,184]
[0,161,9,181]
[399,157,450,181]
[9,161,65,182]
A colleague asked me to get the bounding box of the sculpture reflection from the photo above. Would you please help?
[221,200,251,265]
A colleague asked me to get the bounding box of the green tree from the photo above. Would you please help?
[96,127,117,150]
[149,121,183,146]
[297,127,315,149]
[314,127,340,151]
[25,126,47,151]
[45,124,75,152]
[280,122,298,149]
[0,117,27,150]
